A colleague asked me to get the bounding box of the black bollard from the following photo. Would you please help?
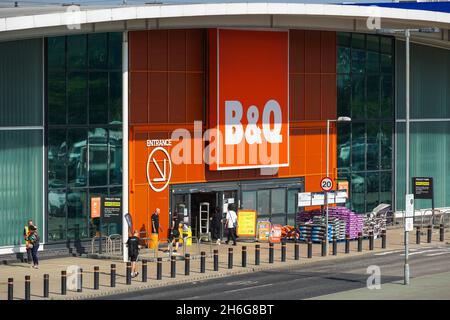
[242,246,247,267]
[185,254,190,276]
[213,250,219,271]
[110,264,116,287]
[200,251,206,273]
[307,241,312,258]
[321,238,326,257]
[358,233,363,252]
[427,225,432,243]
[77,268,83,292]
[126,262,132,285]
[61,271,67,295]
[345,235,350,254]
[255,244,260,265]
[171,255,176,278]
[43,274,49,298]
[269,243,274,263]
[281,241,286,262]
[382,230,387,249]
[25,275,31,300]
[8,278,13,300]
[440,224,445,242]
[157,258,162,280]
[369,232,374,251]
[94,266,99,290]
[332,236,337,256]
[228,248,233,269]
[142,259,147,282]
[294,240,299,261]
[416,226,421,244]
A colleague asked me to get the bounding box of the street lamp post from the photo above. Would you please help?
[326,116,351,256]
[376,26,440,285]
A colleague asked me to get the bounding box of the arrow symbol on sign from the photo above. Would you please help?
[152,158,167,182]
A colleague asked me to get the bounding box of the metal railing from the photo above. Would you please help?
[107,234,122,256]
[90,236,109,254]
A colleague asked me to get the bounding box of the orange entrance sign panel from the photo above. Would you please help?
[236,210,257,237]
[91,197,101,219]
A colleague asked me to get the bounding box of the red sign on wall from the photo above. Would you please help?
[209,29,289,170]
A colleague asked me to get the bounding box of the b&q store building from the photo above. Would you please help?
[1,1,450,257]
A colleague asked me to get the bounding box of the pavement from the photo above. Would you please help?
[1,227,449,300]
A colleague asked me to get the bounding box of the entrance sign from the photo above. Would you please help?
[257,220,271,241]
[236,210,257,237]
[210,29,289,170]
[90,197,101,218]
[320,177,333,191]
[412,177,433,199]
[102,197,122,224]
[146,147,172,192]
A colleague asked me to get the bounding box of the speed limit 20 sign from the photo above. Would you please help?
[320,177,333,191]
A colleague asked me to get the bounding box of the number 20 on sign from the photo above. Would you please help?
[321,177,333,191]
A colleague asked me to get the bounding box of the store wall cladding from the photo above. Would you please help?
[46,33,123,243]
[128,29,337,238]
[395,41,450,210]
[0,39,44,247]
[336,32,394,214]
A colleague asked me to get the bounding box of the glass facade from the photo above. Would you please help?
[337,33,394,213]
[47,33,122,243]
[0,39,44,247]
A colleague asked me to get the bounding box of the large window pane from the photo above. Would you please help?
[337,32,351,47]
[47,36,65,70]
[380,172,392,205]
[287,189,298,214]
[381,75,393,119]
[380,122,392,170]
[257,190,270,216]
[89,72,108,124]
[351,75,365,119]
[48,70,66,125]
[337,75,351,118]
[67,71,88,124]
[109,128,122,185]
[242,191,256,211]
[109,71,122,124]
[48,129,66,189]
[88,33,108,69]
[366,35,380,74]
[67,35,87,69]
[108,33,122,70]
[67,188,88,240]
[351,173,365,213]
[352,123,365,171]
[381,53,393,74]
[337,122,351,173]
[271,188,286,214]
[68,129,87,187]
[366,75,380,119]
[48,189,66,242]
[271,214,286,226]
[337,46,350,74]
[366,172,379,212]
[89,128,108,186]
[366,122,379,170]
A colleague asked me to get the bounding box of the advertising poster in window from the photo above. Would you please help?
[102,197,122,224]
[236,210,257,238]
[90,197,101,219]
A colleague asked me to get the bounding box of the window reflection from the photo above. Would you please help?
[89,128,108,186]
[48,189,66,242]
[48,129,66,188]
[109,128,122,185]
[67,189,88,240]
[68,129,87,187]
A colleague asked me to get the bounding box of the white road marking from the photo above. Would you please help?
[224,283,273,294]
[426,252,450,257]
[374,250,402,256]
[400,249,445,256]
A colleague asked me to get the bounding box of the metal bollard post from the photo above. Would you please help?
[358,233,363,252]
[427,225,432,243]
[255,244,260,265]
[110,264,116,287]
[332,236,338,256]
[369,231,374,251]
[307,241,312,258]
[416,226,421,244]
[213,250,219,271]
[321,238,326,257]
[25,275,31,300]
[43,274,49,298]
[157,258,162,280]
[382,230,387,249]
[345,235,350,254]
[126,262,132,285]
[77,268,83,293]
[200,251,206,273]
[142,259,147,283]
[171,255,176,278]
[294,240,299,261]
[94,266,99,290]
[241,246,247,267]
[269,243,274,263]
[281,241,286,262]
[185,254,190,276]
[440,224,445,242]
[61,271,67,295]
[228,248,233,269]
[8,278,13,300]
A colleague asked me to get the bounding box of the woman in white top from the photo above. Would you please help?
[225,204,237,245]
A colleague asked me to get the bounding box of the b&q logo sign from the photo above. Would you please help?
[209,29,289,170]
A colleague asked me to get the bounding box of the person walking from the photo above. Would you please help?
[27,225,40,269]
[225,204,238,246]
[126,230,141,278]
[23,220,34,264]
[210,207,222,245]
[167,216,180,254]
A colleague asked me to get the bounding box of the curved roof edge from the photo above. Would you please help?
[0,3,449,33]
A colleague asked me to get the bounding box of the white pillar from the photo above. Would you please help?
[122,31,129,262]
